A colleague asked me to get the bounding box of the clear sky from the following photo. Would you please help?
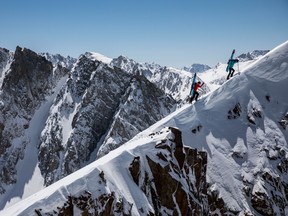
[1,0,287,68]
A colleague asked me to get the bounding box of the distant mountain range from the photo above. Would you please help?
[182,63,211,73]
[0,43,279,215]
[237,50,270,61]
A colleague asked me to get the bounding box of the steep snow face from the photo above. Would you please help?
[2,41,288,215]
[132,41,288,215]
[0,42,286,215]
[1,127,209,216]
[198,50,269,91]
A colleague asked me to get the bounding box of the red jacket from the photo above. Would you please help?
[194,82,204,92]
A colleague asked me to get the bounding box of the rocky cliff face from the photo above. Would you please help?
[97,75,176,158]
[2,47,54,112]
[0,48,11,76]
[36,53,177,185]
[0,46,60,193]
[110,55,210,103]
[40,52,77,70]
[0,47,178,202]
[0,47,73,195]
[33,127,210,215]
[9,127,247,215]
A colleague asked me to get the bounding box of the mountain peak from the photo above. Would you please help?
[182,63,211,73]
[84,52,112,64]
[1,41,288,215]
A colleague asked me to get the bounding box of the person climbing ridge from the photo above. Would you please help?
[226,49,239,80]
[189,81,204,103]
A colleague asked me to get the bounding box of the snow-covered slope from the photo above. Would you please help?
[84,52,112,64]
[133,42,288,214]
[0,46,177,210]
[2,41,288,215]
[198,50,269,91]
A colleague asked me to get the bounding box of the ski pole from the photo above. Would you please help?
[237,62,239,73]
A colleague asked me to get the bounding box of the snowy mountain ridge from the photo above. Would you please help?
[182,63,211,73]
[1,41,288,215]
[237,50,270,62]
[40,52,77,69]
[0,45,180,210]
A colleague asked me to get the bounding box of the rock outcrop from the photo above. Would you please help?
[38,53,177,185]
[33,127,210,215]
[0,47,57,193]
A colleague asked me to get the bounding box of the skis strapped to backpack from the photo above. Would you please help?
[190,73,197,97]
[226,49,235,72]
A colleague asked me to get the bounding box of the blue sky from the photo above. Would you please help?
[1,0,287,68]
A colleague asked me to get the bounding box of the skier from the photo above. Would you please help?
[189,81,204,103]
[226,57,239,80]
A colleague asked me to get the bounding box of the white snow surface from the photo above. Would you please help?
[1,40,288,215]
[85,52,112,64]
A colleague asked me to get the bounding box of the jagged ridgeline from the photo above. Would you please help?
[1,40,287,215]
[0,46,197,202]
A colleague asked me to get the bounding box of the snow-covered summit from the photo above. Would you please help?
[84,52,112,64]
[2,41,288,215]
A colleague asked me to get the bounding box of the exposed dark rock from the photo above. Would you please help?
[245,148,288,215]
[36,190,133,215]
[129,156,140,185]
[37,55,177,186]
[279,112,288,130]
[0,46,64,192]
[191,125,203,134]
[251,107,262,118]
[37,127,209,215]
[251,191,273,216]
[97,75,176,158]
[2,46,53,112]
[228,103,241,119]
[247,115,256,125]
[144,127,208,215]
